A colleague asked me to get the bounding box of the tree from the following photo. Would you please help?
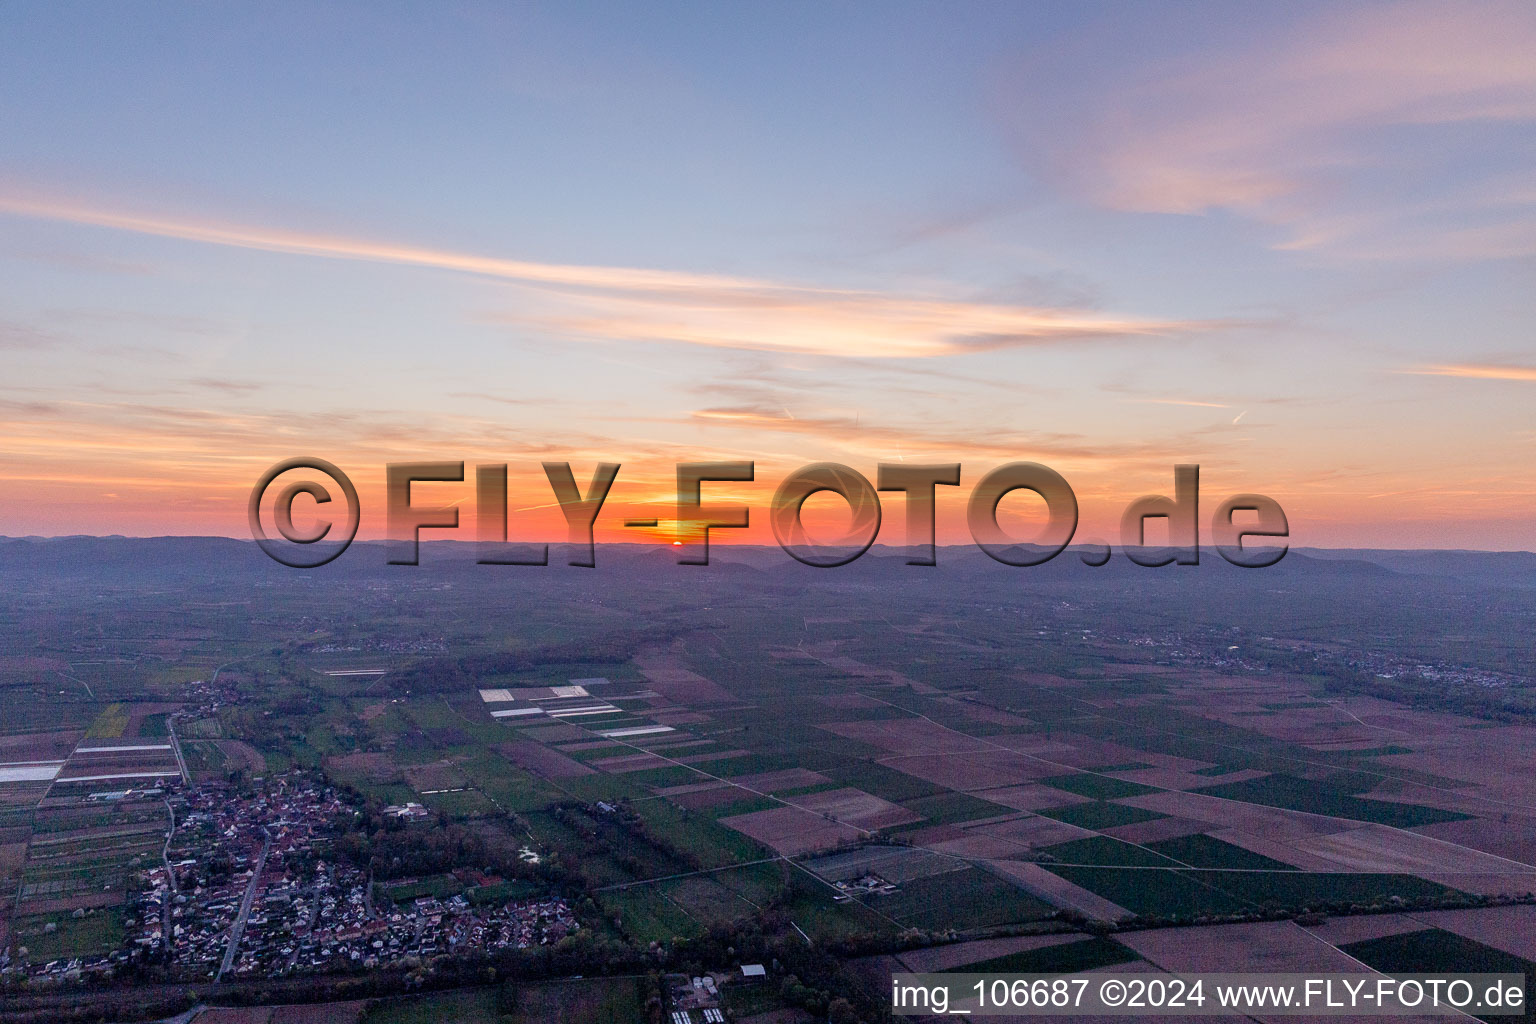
[828,997,862,1024]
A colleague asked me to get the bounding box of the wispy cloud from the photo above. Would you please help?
[182,377,263,394]
[0,194,763,294]
[0,192,1218,359]
[1399,363,1536,382]
[0,320,67,351]
[447,392,558,407]
[1007,0,1536,260]
[684,404,1180,467]
[1124,397,1230,409]
[503,291,1213,359]
[51,308,228,336]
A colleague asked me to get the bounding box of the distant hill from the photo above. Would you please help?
[3,535,1530,585]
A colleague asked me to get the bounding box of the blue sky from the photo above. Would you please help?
[1,1,1533,547]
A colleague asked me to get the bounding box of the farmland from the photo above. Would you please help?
[959,936,1140,974]
[1,539,1535,1022]
[1341,929,1535,1023]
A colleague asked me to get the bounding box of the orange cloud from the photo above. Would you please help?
[685,405,1182,469]
[1123,397,1230,409]
[0,192,1214,359]
[1398,364,1536,382]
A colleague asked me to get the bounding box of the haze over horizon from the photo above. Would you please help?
[2,2,1534,549]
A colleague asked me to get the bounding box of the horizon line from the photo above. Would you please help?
[1,535,1531,556]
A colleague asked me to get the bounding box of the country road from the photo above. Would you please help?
[216,831,270,981]
[166,716,191,786]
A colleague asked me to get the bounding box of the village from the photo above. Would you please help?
[124,774,579,980]
[3,770,577,983]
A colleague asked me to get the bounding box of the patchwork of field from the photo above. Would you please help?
[0,730,79,811]
[0,701,185,948]
[6,558,1536,1014]
[16,809,171,912]
[718,806,863,856]
[850,905,1536,1014]
[780,787,919,830]
[1120,919,1400,973]
[800,845,963,884]
[1333,925,1536,1024]
[981,859,1136,920]
[329,639,1536,942]
[1310,904,1536,962]
[891,932,1084,972]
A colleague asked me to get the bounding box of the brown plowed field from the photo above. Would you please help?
[717,805,862,856]
[496,740,593,778]
[789,788,920,830]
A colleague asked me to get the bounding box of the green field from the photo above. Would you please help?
[1143,833,1298,871]
[613,765,710,790]
[1044,862,1465,920]
[722,979,790,1018]
[959,936,1141,974]
[1186,869,1463,910]
[626,798,771,866]
[362,981,645,1024]
[363,988,500,1024]
[711,860,791,905]
[1039,773,1161,800]
[709,752,800,777]
[660,874,764,929]
[1341,929,1534,1024]
[704,795,779,819]
[1036,801,1165,830]
[1042,865,1249,919]
[897,792,1013,827]
[10,910,124,961]
[420,788,499,818]
[556,772,642,803]
[1193,774,1471,828]
[825,761,946,802]
[597,885,704,944]
[458,752,567,811]
[507,977,647,1023]
[1041,835,1181,867]
[778,872,897,943]
[383,874,464,902]
[877,867,1056,931]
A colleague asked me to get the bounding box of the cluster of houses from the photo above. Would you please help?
[125,775,361,974]
[124,773,577,979]
[221,869,578,977]
[5,667,583,986]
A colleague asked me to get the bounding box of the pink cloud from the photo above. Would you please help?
[1001,0,1536,259]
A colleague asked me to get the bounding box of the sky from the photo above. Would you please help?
[1,1,1533,551]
